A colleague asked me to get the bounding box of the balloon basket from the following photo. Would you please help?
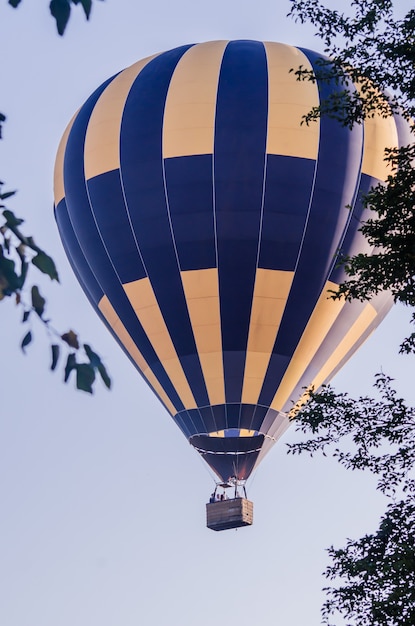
[206,498,253,531]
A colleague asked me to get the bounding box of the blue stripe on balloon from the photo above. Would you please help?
[394,111,412,147]
[248,405,269,432]
[211,404,226,431]
[330,172,376,284]
[174,407,215,436]
[239,404,256,430]
[258,354,291,407]
[120,45,211,408]
[62,77,185,413]
[258,48,363,406]
[281,290,392,416]
[171,411,193,438]
[87,169,146,284]
[55,198,104,305]
[176,403,277,440]
[186,407,208,435]
[56,198,181,411]
[164,154,216,270]
[226,403,240,429]
[281,299,369,412]
[259,154,316,270]
[199,406,220,433]
[214,40,268,403]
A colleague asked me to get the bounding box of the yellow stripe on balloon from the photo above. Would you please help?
[181,268,225,406]
[84,53,160,180]
[123,277,197,410]
[287,302,378,416]
[264,42,320,160]
[98,295,177,415]
[270,281,345,412]
[162,41,228,159]
[361,112,399,181]
[242,269,294,405]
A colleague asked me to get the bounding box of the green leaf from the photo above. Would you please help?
[64,353,77,382]
[78,0,92,19]
[8,0,22,7]
[83,344,111,389]
[51,344,60,371]
[2,209,24,227]
[84,343,101,367]
[31,285,46,318]
[98,362,111,389]
[0,190,17,201]
[0,255,20,293]
[61,330,80,349]
[31,251,59,282]
[19,260,28,291]
[21,330,32,353]
[22,309,31,323]
[49,0,71,35]
[76,363,95,393]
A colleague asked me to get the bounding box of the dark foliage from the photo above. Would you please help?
[8,0,103,35]
[2,2,110,392]
[289,1,415,623]
[289,0,415,350]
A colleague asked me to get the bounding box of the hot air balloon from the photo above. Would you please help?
[54,40,406,530]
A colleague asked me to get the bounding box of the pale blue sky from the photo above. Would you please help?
[1,2,414,625]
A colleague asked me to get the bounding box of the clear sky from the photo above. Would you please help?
[1,2,414,625]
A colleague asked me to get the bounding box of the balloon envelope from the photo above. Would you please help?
[54,41,403,483]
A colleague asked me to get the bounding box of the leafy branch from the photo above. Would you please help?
[322,497,415,626]
[287,2,415,624]
[289,1,415,351]
[288,373,415,496]
[333,144,415,312]
[288,0,415,121]
[0,184,111,394]
[3,0,110,394]
[288,367,415,624]
[288,374,415,625]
